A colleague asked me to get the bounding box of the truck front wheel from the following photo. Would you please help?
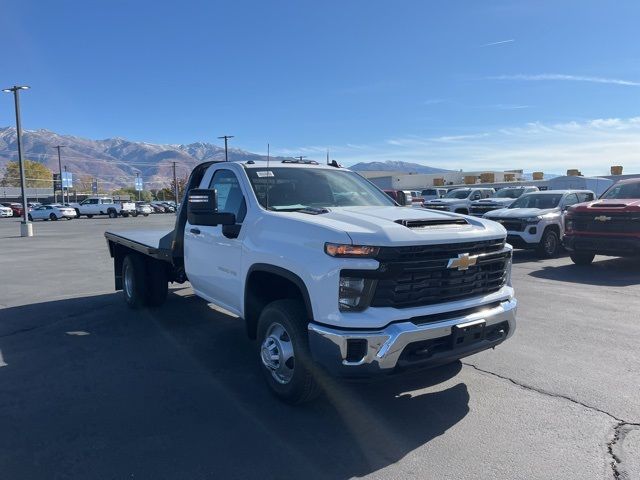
[108,209,117,218]
[536,228,560,258]
[570,252,595,265]
[257,299,321,404]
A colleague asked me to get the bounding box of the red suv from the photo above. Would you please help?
[564,178,640,264]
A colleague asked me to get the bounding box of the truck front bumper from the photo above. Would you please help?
[308,298,517,377]
[564,234,640,256]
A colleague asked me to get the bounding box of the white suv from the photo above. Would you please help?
[484,190,595,258]
[423,187,495,215]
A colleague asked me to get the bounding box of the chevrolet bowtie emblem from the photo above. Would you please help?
[594,215,611,222]
[447,253,478,271]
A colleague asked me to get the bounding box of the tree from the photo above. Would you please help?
[1,160,53,188]
[112,187,152,202]
[170,175,189,201]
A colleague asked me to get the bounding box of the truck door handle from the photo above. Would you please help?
[190,228,201,235]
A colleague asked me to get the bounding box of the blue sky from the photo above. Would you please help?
[1,0,640,174]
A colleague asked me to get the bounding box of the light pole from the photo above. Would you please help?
[55,145,65,203]
[172,161,179,208]
[218,135,234,162]
[136,172,141,201]
[2,85,32,237]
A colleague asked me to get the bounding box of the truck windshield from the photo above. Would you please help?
[601,182,640,199]
[444,189,470,199]
[509,193,562,209]
[246,168,395,210]
[495,189,524,199]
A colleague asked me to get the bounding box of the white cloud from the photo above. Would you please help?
[278,117,640,175]
[487,74,640,87]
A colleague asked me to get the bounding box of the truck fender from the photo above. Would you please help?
[244,264,313,339]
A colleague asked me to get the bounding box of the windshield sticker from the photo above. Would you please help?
[256,171,275,178]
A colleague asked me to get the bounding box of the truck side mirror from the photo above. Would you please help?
[397,192,408,206]
[187,189,236,226]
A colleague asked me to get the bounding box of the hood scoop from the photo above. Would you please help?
[298,207,330,215]
[591,202,627,208]
[395,218,468,229]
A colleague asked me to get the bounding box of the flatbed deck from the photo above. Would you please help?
[105,229,174,262]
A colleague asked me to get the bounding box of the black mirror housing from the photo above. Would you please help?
[187,189,236,226]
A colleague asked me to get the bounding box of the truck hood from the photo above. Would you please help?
[486,207,558,218]
[283,206,505,246]
[423,198,467,205]
[570,199,640,213]
[472,198,514,207]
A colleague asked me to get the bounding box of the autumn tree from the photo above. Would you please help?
[1,160,53,188]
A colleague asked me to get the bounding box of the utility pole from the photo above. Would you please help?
[218,135,234,162]
[136,172,141,201]
[2,85,32,237]
[63,165,68,204]
[55,145,65,204]
[172,161,179,206]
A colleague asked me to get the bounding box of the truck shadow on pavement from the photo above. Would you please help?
[0,289,470,480]
[527,256,640,286]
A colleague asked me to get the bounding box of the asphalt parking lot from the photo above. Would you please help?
[1,215,639,480]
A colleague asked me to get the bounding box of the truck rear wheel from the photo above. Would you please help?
[122,254,147,308]
[257,299,321,404]
[570,252,595,265]
[86,214,93,219]
[108,209,117,218]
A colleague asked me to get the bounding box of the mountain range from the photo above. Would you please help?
[0,127,453,189]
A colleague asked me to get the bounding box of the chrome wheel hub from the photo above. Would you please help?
[545,234,557,254]
[123,263,134,298]
[260,323,295,384]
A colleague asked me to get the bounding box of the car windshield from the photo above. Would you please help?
[422,189,438,195]
[496,189,525,199]
[444,189,470,199]
[601,182,640,199]
[246,168,395,210]
[509,193,563,209]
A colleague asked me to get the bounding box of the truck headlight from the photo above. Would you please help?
[505,254,513,287]
[325,243,379,258]
[339,276,375,311]
[523,216,541,224]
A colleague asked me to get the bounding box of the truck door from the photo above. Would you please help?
[184,168,247,315]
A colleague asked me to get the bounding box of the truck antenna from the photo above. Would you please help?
[266,143,270,210]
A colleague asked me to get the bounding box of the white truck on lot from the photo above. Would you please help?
[484,190,595,258]
[71,196,136,218]
[470,186,539,217]
[104,160,517,403]
[423,187,495,215]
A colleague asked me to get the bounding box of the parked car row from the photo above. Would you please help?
[0,197,179,220]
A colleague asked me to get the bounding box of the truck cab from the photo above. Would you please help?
[105,160,517,403]
[564,178,640,264]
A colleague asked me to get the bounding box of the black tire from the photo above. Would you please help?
[122,254,148,308]
[143,213,149,217]
[75,209,81,218]
[27,214,33,221]
[50,213,58,221]
[536,228,560,258]
[108,209,117,219]
[122,212,129,218]
[257,299,321,404]
[570,252,595,265]
[86,214,93,219]
[132,211,139,217]
[145,260,168,307]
